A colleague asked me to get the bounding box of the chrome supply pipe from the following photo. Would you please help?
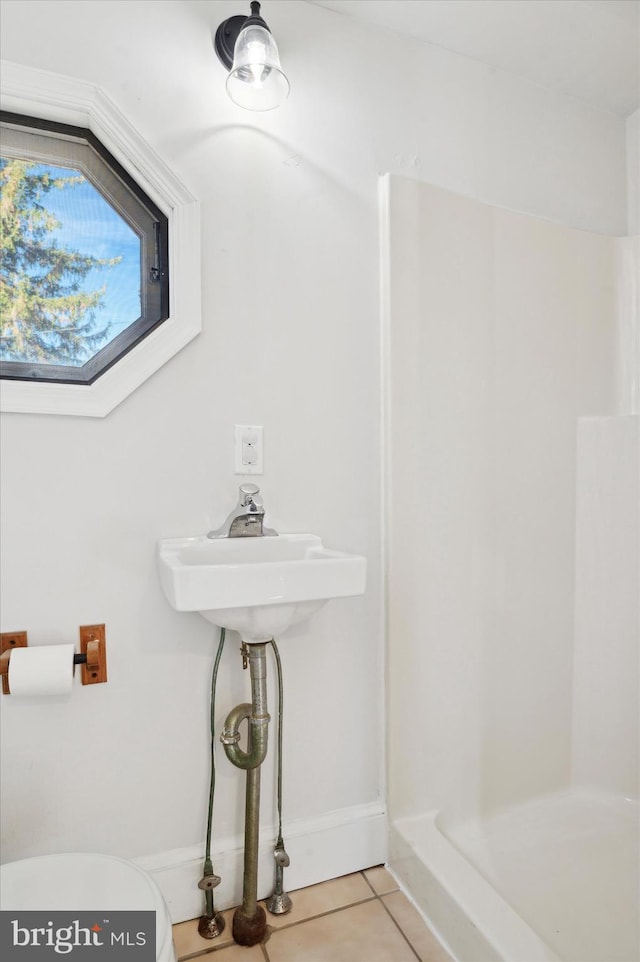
[266,638,292,915]
[198,627,226,941]
[220,643,270,947]
[267,843,292,915]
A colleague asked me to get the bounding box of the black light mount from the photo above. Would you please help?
[214,1,271,70]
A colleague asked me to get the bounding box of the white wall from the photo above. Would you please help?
[0,0,630,919]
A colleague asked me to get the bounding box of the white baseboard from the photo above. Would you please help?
[134,801,388,924]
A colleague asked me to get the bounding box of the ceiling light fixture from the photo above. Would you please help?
[214,1,290,112]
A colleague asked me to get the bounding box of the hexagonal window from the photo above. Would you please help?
[0,112,169,384]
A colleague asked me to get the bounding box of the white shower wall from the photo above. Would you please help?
[385,175,622,823]
[627,110,640,235]
[571,415,639,798]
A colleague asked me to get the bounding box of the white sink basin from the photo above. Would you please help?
[157,534,366,642]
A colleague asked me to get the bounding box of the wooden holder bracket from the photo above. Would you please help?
[0,631,28,695]
[79,624,108,685]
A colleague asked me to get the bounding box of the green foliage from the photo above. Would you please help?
[0,158,119,365]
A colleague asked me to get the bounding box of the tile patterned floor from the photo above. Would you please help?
[173,866,453,962]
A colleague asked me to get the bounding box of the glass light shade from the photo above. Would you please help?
[226,23,290,111]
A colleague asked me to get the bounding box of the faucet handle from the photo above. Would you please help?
[239,483,260,506]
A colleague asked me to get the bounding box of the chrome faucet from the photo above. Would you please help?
[207,484,277,539]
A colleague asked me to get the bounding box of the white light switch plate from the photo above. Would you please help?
[234,424,263,475]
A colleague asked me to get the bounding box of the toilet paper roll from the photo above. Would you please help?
[8,644,75,696]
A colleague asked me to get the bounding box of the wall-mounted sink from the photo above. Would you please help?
[157,534,366,642]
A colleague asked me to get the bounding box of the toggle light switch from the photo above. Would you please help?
[234,424,264,475]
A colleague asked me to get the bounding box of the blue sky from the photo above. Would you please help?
[30,162,142,364]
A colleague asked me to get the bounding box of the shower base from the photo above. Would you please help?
[390,788,639,962]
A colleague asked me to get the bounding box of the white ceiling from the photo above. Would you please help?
[307,0,640,117]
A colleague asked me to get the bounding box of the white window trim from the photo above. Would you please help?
[0,61,201,417]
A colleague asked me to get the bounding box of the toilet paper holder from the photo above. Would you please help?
[0,625,107,694]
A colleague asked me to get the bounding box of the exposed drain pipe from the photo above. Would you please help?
[221,642,270,946]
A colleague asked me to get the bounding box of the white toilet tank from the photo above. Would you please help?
[0,852,177,962]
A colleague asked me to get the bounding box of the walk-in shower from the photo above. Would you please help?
[382,175,639,962]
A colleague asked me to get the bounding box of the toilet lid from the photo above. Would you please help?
[0,853,172,958]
